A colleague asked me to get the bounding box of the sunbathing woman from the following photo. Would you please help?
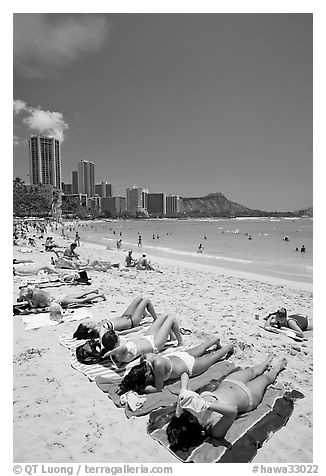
[73,296,159,339]
[117,336,235,395]
[14,263,61,276]
[96,313,183,364]
[264,307,312,338]
[17,286,106,310]
[166,355,287,448]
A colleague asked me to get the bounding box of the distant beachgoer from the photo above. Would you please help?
[136,254,155,271]
[301,245,306,253]
[64,243,80,260]
[73,296,158,339]
[17,286,106,310]
[13,264,61,276]
[138,235,142,247]
[295,247,299,252]
[283,236,289,242]
[117,336,234,395]
[248,235,252,240]
[264,308,312,338]
[204,235,207,240]
[125,250,137,267]
[166,355,286,445]
[153,235,155,240]
[197,244,204,253]
[75,232,81,246]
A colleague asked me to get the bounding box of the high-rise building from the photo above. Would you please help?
[102,196,126,214]
[166,195,183,214]
[95,182,113,198]
[147,193,166,216]
[78,160,95,197]
[29,135,62,189]
[72,171,79,194]
[126,186,148,214]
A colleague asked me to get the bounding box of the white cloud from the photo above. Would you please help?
[13,99,28,115]
[13,99,69,142]
[13,14,110,78]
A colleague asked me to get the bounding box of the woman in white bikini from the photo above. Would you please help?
[117,336,234,395]
[73,296,159,339]
[98,313,183,364]
[166,355,287,448]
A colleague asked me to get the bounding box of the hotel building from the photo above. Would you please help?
[78,160,95,197]
[126,186,148,214]
[29,135,62,189]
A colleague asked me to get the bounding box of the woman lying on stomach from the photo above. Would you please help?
[117,336,234,395]
[166,354,286,448]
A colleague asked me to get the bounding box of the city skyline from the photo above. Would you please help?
[13,13,313,211]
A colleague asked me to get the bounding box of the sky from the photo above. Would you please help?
[13,12,313,211]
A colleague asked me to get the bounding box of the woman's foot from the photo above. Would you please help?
[224,344,235,359]
[274,357,287,373]
[263,354,275,370]
[100,294,107,301]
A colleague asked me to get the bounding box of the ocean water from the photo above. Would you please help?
[75,217,313,284]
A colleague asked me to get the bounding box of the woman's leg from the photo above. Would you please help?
[60,292,106,307]
[226,354,274,384]
[187,336,221,357]
[42,265,61,275]
[247,358,287,408]
[121,296,143,317]
[71,289,100,299]
[151,315,183,350]
[130,298,158,326]
[192,344,235,376]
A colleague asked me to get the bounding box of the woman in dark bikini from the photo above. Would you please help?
[264,308,312,338]
[73,296,158,339]
[167,355,287,447]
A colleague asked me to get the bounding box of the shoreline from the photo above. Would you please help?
[82,238,313,293]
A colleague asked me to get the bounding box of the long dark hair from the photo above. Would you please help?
[166,411,204,450]
[76,339,101,365]
[101,330,118,351]
[275,308,288,328]
[117,362,150,395]
[73,323,98,340]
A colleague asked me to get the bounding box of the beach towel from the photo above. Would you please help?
[96,360,237,418]
[21,307,94,331]
[259,325,306,342]
[147,386,304,463]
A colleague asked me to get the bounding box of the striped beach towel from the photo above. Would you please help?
[59,319,182,383]
[147,385,304,463]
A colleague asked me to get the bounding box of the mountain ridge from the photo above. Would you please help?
[181,192,312,217]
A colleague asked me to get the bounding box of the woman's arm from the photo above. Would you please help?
[180,372,189,391]
[286,320,304,337]
[99,344,125,361]
[264,314,275,329]
[208,401,238,439]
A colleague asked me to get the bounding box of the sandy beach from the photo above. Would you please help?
[13,232,313,464]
